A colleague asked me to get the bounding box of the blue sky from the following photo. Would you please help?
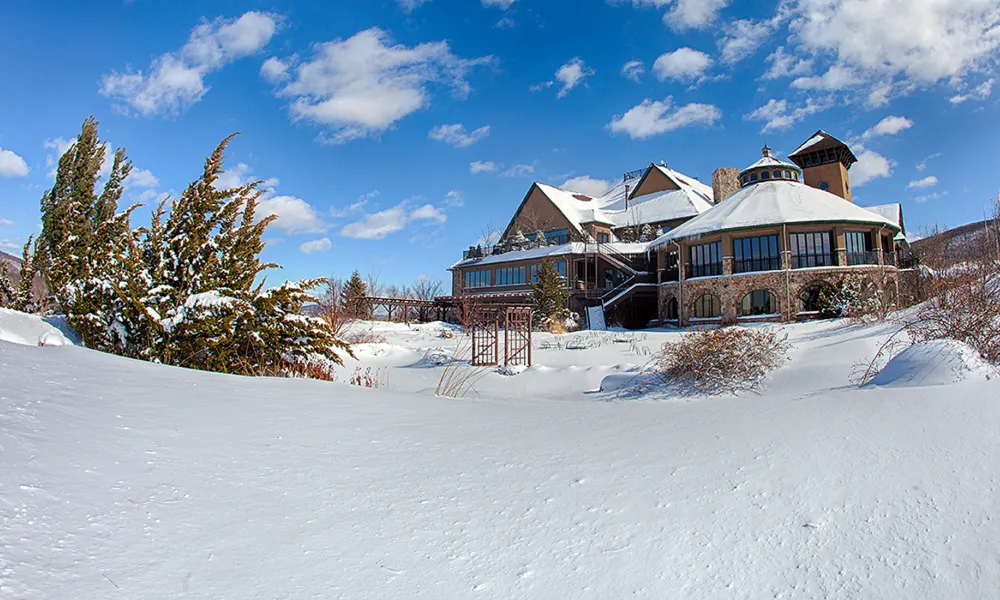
[1,0,998,286]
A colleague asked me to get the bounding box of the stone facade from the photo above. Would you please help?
[658,264,901,325]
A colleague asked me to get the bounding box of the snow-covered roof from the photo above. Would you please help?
[863,203,903,230]
[742,155,799,172]
[650,180,901,248]
[451,242,648,269]
[531,166,713,235]
[790,133,827,156]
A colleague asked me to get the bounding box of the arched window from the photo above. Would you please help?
[740,290,776,316]
[819,181,830,191]
[693,294,721,318]
[799,285,827,313]
[783,170,791,179]
[750,173,758,182]
[665,297,679,320]
[792,172,799,181]
[773,170,782,179]
[742,175,748,185]
[761,171,771,180]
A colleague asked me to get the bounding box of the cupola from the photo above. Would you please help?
[737,145,803,188]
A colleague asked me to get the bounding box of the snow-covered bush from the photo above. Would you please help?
[907,275,1000,364]
[345,329,387,344]
[438,327,455,339]
[656,327,790,394]
[819,273,892,321]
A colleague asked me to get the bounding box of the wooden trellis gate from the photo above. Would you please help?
[471,307,533,367]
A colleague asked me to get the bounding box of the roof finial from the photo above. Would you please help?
[762,144,773,158]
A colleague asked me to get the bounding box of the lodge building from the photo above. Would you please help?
[449,130,909,328]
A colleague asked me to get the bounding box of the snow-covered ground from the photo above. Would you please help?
[2,311,999,599]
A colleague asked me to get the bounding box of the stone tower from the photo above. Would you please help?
[711,168,740,203]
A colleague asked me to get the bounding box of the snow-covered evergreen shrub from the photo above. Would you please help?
[531,258,570,330]
[656,327,790,394]
[819,273,890,320]
[39,126,351,378]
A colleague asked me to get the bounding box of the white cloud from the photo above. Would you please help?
[443,190,464,207]
[949,79,994,104]
[0,218,13,228]
[470,160,498,173]
[851,149,892,187]
[719,19,772,64]
[502,163,535,178]
[0,147,29,177]
[482,0,516,8]
[561,176,612,197]
[863,116,914,138]
[258,195,326,234]
[664,0,729,30]
[744,98,830,133]
[608,97,721,139]
[273,28,491,143]
[215,162,279,190]
[916,153,942,172]
[339,200,447,240]
[791,64,861,91]
[762,46,813,80]
[653,48,712,81]
[329,191,377,217]
[788,0,1000,89]
[621,60,645,82]
[428,123,490,148]
[907,175,938,189]
[260,56,292,83]
[397,0,432,12]
[913,191,948,203]
[126,167,159,188]
[299,237,332,253]
[100,11,280,116]
[549,57,593,98]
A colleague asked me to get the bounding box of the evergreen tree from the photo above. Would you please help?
[36,116,132,311]
[0,238,40,313]
[79,133,351,375]
[342,270,368,318]
[531,258,569,327]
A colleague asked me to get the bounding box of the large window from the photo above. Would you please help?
[733,234,781,273]
[693,294,721,318]
[464,269,490,288]
[495,265,526,286]
[525,228,569,246]
[789,231,833,268]
[689,241,722,277]
[530,260,566,283]
[741,290,777,316]
[845,230,873,265]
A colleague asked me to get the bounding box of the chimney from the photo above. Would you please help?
[711,168,740,204]
[624,184,630,210]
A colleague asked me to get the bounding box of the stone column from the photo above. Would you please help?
[722,256,733,275]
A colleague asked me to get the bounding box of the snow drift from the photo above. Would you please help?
[869,339,996,387]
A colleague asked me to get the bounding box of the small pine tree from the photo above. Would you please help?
[639,224,655,242]
[531,258,570,329]
[510,230,529,250]
[342,270,368,318]
[533,229,547,248]
[0,238,40,313]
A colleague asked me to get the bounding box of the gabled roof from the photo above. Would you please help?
[650,180,900,248]
[629,163,714,205]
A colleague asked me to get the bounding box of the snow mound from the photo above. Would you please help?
[0,308,77,347]
[869,340,996,388]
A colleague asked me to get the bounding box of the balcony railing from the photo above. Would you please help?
[732,256,782,274]
[791,253,837,269]
[661,265,680,282]
[846,250,881,266]
[686,263,723,278]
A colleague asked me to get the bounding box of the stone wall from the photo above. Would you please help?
[711,168,740,204]
[659,266,901,325]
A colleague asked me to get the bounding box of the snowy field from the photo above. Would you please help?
[2,308,1000,599]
